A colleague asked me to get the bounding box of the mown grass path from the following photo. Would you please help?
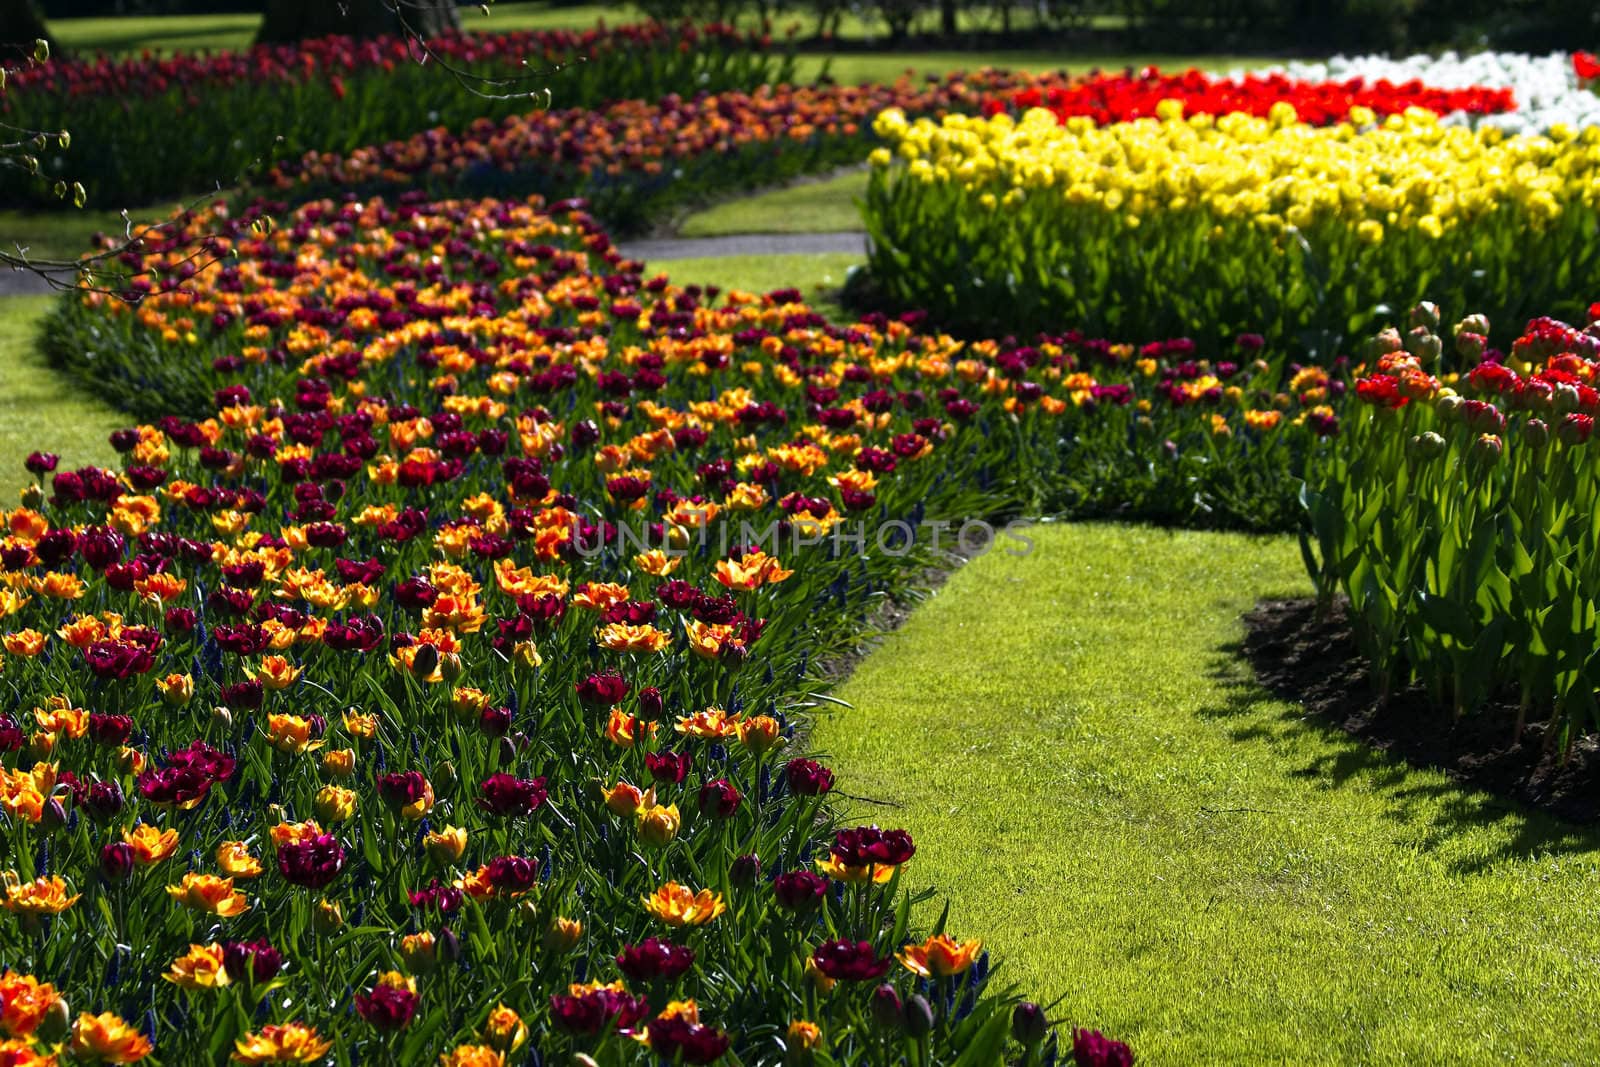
[0,295,122,500]
[819,522,1600,1065]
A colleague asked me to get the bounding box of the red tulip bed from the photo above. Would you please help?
[1302,302,1600,756]
[0,22,792,208]
[983,67,1516,124]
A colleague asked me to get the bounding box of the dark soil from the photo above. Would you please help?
[1243,598,1600,824]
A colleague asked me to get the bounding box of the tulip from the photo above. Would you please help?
[902,995,934,1037]
[1012,1001,1049,1047]
[871,984,903,1031]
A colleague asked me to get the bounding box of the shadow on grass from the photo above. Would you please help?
[62,24,253,53]
[1201,642,1600,873]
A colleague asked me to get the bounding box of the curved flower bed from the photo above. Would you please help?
[256,71,1075,231]
[986,68,1515,126]
[45,192,1347,531]
[1303,301,1600,738]
[0,23,791,208]
[861,105,1600,354]
[1,192,1160,1064]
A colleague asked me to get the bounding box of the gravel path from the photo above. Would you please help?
[617,231,867,262]
[0,270,57,298]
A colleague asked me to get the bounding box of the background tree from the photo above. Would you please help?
[257,0,461,44]
[1,0,54,54]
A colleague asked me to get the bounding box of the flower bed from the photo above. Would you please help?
[986,68,1515,126]
[0,23,791,208]
[256,71,1075,232]
[46,190,1346,531]
[1302,301,1600,743]
[1268,51,1600,133]
[2,190,1169,1065]
[861,104,1600,354]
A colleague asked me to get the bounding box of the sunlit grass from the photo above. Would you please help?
[656,252,860,323]
[821,522,1600,1063]
[0,295,123,502]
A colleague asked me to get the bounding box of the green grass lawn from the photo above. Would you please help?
[657,252,860,321]
[797,50,1278,84]
[0,205,190,264]
[49,5,616,54]
[0,295,123,502]
[819,522,1600,1064]
[679,170,869,237]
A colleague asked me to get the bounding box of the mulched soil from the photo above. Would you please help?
[1243,597,1600,823]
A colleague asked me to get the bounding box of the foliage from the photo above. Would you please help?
[1302,301,1600,744]
[860,104,1600,356]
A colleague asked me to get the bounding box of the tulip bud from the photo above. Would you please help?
[1455,331,1486,363]
[1405,327,1441,365]
[41,797,67,831]
[439,652,464,684]
[22,724,57,759]
[19,484,42,508]
[1012,1002,1049,1047]
[1435,395,1464,421]
[410,642,439,680]
[1416,431,1445,459]
[1554,382,1581,414]
[729,853,761,888]
[1457,313,1490,337]
[38,997,71,1043]
[1368,327,1403,358]
[543,917,582,952]
[637,687,664,721]
[399,932,437,973]
[114,746,143,775]
[902,995,934,1038]
[438,927,462,963]
[1408,301,1440,331]
[574,1056,599,1067]
[424,825,467,865]
[212,705,234,729]
[314,899,344,933]
[100,842,136,881]
[1469,433,1504,471]
[870,984,903,1031]
[435,760,458,796]
[1522,417,1550,449]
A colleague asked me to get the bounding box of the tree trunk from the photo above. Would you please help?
[939,0,958,35]
[256,0,462,45]
[0,0,56,56]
